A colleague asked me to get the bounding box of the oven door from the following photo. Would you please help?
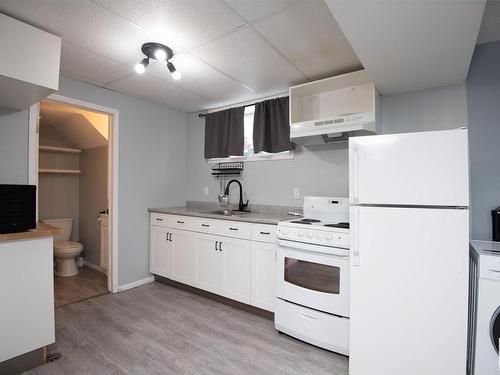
[276,239,349,317]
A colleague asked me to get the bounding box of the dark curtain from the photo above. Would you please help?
[253,96,292,154]
[204,107,245,158]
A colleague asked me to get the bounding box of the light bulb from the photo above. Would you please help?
[154,48,167,61]
[134,58,149,74]
[171,70,182,80]
[134,63,145,74]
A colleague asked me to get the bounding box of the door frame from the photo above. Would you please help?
[28,94,119,293]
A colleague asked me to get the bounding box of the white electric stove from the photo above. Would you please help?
[275,196,350,355]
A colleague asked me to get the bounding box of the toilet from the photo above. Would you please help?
[42,218,84,277]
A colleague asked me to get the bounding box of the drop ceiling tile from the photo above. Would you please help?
[61,42,133,86]
[107,74,210,112]
[254,0,362,80]
[224,0,299,23]
[0,0,153,66]
[191,27,305,93]
[93,0,245,51]
[147,52,255,102]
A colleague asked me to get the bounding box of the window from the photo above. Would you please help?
[209,105,294,163]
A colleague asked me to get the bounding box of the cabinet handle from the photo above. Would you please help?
[156,218,163,221]
[165,232,169,241]
[219,242,222,251]
[215,241,218,251]
[177,220,184,224]
[202,224,210,227]
[260,231,270,235]
[169,233,173,242]
[229,227,238,231]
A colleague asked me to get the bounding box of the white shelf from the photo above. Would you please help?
[39,168,81,174]
[39,145,81,154]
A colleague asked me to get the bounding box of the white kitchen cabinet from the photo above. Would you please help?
[194,233,220,294]
[150,226,172,278]
[150,213,276,309]
[171,229,197,286]
[0,14,61,110]
[219,237,251,304]
[251,242,276,312]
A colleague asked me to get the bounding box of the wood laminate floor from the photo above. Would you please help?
[27,282,349,375]
[54,266,108,308]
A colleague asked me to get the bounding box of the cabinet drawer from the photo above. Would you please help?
[193,218,217,234]
[213,220,252,240]
[150,213,173,227]
[169,215,198,231]
[251,224,277,243]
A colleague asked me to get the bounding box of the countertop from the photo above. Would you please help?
[148,204,301,225]
[0,222,62,243]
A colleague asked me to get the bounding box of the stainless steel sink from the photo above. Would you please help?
[203,210,250,216]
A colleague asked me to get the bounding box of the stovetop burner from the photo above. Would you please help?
[324,222,350,229]
[292,218,321,224]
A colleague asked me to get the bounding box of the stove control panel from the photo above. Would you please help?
[277,226,349,249]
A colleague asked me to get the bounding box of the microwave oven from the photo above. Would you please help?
[0,184,36,234]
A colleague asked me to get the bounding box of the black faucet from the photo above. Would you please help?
[224,179,249,212]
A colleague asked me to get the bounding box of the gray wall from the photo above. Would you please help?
[0,76,188,286]
[186,84,467,207]
[79,146,107,266]
[57,77,188,286]
[467,41,500,240]
[0,109,29,184]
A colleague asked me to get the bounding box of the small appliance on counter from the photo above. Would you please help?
[0,184,36,234]
[492,206,500,242]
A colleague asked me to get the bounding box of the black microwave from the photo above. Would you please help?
[0,184,36,234]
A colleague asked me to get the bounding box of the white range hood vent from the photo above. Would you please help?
[289,70,379,146]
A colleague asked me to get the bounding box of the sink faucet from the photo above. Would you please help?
[224,179,249,212]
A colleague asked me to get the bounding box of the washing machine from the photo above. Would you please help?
[470,240,500,375]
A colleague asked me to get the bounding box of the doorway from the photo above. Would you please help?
[28,94,119,299]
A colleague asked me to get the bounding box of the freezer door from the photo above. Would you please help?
[349,206,469,375]
[349,128,469,206]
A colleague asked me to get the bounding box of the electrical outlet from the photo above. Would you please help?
[203,186,209,196]
[293,188,300,200]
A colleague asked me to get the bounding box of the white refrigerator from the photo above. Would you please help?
[348,128,470,375]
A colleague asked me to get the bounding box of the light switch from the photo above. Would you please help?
[203,186,209,196]
[293,188,300,200]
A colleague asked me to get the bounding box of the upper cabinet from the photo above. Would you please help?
[0,13,61,111]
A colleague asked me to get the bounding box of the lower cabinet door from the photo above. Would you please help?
[251,242,276,312]
[219,237,251,304]
[194,233,220,294]
[171,229,197,286]
[150,226,172,278]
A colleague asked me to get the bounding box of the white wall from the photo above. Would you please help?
[186,84,468,206]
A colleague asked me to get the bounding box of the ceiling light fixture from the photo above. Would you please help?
[135,42,181,79]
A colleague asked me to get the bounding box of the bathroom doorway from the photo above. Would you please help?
[28,95,119,305]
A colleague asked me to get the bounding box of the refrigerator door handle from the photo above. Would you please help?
[352,207,360,266]
[352,144,360,203]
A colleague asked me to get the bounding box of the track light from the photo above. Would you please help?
[134,42,181,79]
[134,58,149,74]
[167,61,182,80]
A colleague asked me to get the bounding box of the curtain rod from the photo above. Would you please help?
[197,92,288,118]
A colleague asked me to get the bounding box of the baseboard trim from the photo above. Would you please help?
[118,275,154,292]
[83,261,107,275]
[154,275,274,321]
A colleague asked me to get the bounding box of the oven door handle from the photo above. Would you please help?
[278,239,349,257]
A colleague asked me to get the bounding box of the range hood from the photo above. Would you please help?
[289,71,379,146]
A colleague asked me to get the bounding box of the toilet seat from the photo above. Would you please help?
[54,241,83,253]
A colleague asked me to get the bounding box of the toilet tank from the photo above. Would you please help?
[42,218,72,242]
